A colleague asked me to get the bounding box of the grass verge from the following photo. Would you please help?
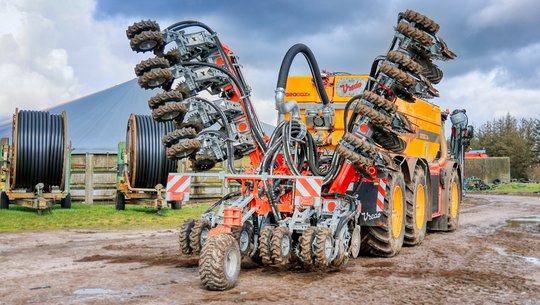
[0,203,210,232]
[485,182,540,193]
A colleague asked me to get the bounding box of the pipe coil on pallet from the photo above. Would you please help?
[126,114,177,188]
[11,109,68,190]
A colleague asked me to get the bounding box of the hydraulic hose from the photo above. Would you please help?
[179,61,268,153]
[276,43,330,106]
[128,115,176,188]
[12,110,66,190]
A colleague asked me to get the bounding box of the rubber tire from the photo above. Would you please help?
[189,220,211,255]
[360,170,406,257]
[60,193,72,209]
[166,139,201,160]
[199,234,241,291]
[0,192,9,209]
[232,222,254,257]
[299,227,318,266]
[115,191,126,211]
[404,166,429,246]
[372,128,407,154]
[130,31,163,53]
[258,226,274,265]
[179,218,196,254]
[270,227,292,265]
[314,227,334,268]
[138,69,173,89]
[447,170,461,231]
[126,20,160,39]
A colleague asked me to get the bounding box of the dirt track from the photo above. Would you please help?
[0,194,539,305]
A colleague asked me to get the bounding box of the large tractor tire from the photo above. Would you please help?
[404,166,429,246]
[447,170,461,231]
[360,170,406,257]
[199,234,241,291]
[179,218,196,254]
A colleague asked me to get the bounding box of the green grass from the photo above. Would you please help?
[0,203,210,232]
[485,182,540,193]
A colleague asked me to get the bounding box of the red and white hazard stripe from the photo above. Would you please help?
[166,174,191,201]
[376,178,387,212]
[294,177,322,206]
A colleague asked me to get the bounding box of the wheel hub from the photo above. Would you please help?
[415,183,426,229]
[239,230,250,253]
[224,246,239,279]
[391,185,404,238]
[140,40,158,51]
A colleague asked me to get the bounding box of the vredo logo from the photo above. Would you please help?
[339,81,364,94]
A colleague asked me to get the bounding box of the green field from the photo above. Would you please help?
[485,182,540,193]
[0,203,210,232]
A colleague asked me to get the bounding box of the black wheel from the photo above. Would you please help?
[232,222,254,257]
[151,102,186,122]
[189,220,211,255]
[148,91,184,109]
[60,193,72,209]
[270,227,292,265]
[130,31,164,53]
[299,227,317,266]
[258,226,274,265]
[126,20,160,39]
[179,218,196,254]
[360,170,406,257]
[115,191,126,211]
[372,128,406,154]
[162,127,197,147]
[404,166,429,246]
[166,139,201,160]
[134,57,170,77]
[332,224,351,268]
[171,201,181,210]
[349,225,361,259]
[199,234,241,291]
[447,170,461,231]
[138,68,173,89]
[0,192,9,209]
[314,227,334,268]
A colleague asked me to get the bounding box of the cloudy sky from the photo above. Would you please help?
[0,0,539,127]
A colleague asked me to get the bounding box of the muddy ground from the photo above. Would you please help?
[0,194,539,305]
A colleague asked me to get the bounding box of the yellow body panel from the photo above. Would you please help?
[284,75,442,162]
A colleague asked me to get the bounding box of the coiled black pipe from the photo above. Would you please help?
[12,110,66,190]
[128,114,176,188]
[276,43,330,106]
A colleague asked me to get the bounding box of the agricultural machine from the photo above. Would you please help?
[126,10,472,290]
[116,114,180,213]
[0,109,71,214]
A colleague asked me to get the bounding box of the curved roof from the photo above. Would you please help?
[0,79,275,153]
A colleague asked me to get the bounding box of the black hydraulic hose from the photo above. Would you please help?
[193,97,237,174]
[131,115,176,188]
[276,43,330,106]
[167,22,267,144]
[179,61,268,153]
[13,110,65,190]
[204,191,241,213]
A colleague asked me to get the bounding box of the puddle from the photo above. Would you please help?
[492,246,540,267]
[73,288,115,295]
[506,215,540,228]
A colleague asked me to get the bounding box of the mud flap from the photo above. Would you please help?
[356,180,385,226]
